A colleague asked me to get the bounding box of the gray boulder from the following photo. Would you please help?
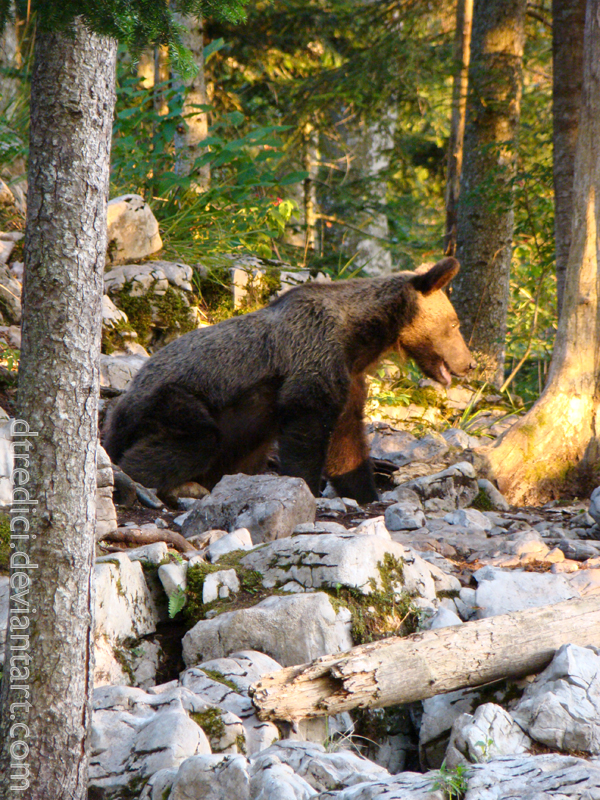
[106,194,163,264]
[182,592,353,668]
[445,703,531,768]
[182,474,316,544]
[400,462,478,510]
[512,643,600,754]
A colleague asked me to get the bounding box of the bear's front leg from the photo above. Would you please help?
[276,375,344,496]
[325,374,378,504]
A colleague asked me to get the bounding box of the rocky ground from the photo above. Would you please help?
[53,423,600,800]
[2,184,600,798]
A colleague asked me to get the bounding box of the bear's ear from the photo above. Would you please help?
[410,257,460,296]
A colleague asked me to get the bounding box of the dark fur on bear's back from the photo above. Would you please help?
[103,258,474,505]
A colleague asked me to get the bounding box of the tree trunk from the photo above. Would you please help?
[451,0,527,386]
[553,0,586,319]
[154,45,170,117]
[0,18,116,799]
[341,114,395,277]
[0,0,20,115]
[173,13,210,191]
[251,596,600,722]
[444,0,474,256]
[479,0,600,505]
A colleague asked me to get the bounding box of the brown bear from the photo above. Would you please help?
[103,257,474,505]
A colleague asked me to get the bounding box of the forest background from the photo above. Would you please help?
[0,0,556,405]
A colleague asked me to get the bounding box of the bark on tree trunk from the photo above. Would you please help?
[479,0,600,505]
[451,0,527,386]
[553,0,586,319]
[444,0,474,256]
[251,596,600,722]
[0,18,116,799]
[173,13,210,191]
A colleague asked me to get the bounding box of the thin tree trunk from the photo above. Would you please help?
[451,0,527,386]
[0,0,20,115]
[553,0,586,319]
[173,13,210,191]
[303,121,319,253]
[251,596,600,722]
[154,44,170,116]
[444,0,474,256]
[0,18,116,798]
[480,0,600,505]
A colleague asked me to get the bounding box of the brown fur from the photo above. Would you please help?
[103,257,474,505]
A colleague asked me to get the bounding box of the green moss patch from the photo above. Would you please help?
[0,512,10,575]
[184,550,272,626]
[190,707,226,741]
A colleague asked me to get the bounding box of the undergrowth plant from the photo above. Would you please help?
[111,55,306,263]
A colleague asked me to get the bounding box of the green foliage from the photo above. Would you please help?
[432,761,469,800]
[111,66,304,261]
[168,586,187,617]
[0,512,10,574]
[1,1,248,76]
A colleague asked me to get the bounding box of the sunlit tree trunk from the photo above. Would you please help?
[154,44,170,116]
[0,17,116,798]
[553,0,586,319]
[173,13,210,191]
[444,0,474,255]
[481,0,600,505]
[451,0,527,386]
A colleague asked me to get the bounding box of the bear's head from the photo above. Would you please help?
[398,257,475,386]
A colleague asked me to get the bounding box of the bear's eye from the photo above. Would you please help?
[451,321,459,329]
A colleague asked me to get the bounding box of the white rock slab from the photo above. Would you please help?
[95,553,159,642]
[464,753,600,799]
[203,569,240,603]
[182,592,353,668]
[472,566,579,618]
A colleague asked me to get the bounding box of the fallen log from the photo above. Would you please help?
[251,596,600,722]
[101,526,198,554]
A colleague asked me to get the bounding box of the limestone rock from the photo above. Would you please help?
[206,528,254,562]
[589,486,600,525]
[167,754,250,800]
[464,753,600,799]
[0,264,21,323]
[239,531,458,602]
[106,194,162,264]
[158,561,188,597]
[102,294,128,329]
[95,553,159,643]
[477,478,511,512]
[444,508,493,534]
[100,352,148,391]
[445,703,532,768]
[400,462,478,510]
[203,569,240,603]
[182,474,316,544]
[252,741,388,793]
[182,592,353,668]
[512,643,600,754]
[104,261,194,295]
[385,501,426,531]
[472,566,579,618]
